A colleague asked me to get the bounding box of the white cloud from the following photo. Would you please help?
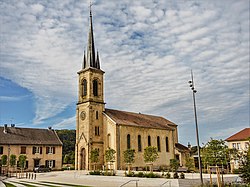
[0,0,249,144]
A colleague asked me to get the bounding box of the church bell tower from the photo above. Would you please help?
[75,7,105,170]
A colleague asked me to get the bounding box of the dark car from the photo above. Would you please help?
[33,165,51,173]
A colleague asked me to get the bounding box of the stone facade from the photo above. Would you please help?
[0,144,62,171]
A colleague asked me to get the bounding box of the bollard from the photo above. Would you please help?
[34,173,36,180]
[29,173,30,179]
[31,173,33,179]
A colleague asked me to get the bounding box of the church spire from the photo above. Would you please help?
[83,2,100,70]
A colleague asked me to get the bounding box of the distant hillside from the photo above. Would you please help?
[56,129,75,164]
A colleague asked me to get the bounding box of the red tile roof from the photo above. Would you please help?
[104,108,177,130]
[225,128,250,141]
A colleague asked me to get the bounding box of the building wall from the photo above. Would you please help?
[76,68,105,170]
[102,116,176,170]
[227,140,249,170]
[0,144,62,171]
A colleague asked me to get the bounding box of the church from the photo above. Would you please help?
[75,8,188,171]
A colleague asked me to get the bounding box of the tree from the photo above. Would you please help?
[1,155,7,166]
[18,155,27,169]
[201,139,229,169]
[56,129,76,164]
[90,148,100,171]
[123,149,135,173]
[239,142,250,184]
[170,158,180,172]
[105,148,116,170]
[144,146,158,172]
[9,154,16,168]
[185,155,195,172]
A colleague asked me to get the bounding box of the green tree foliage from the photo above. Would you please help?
[201,139,229,167]
[170,158,180,172]
[123,149,135,173]
[56,129,76,164]
[1,155,7,166]
[90,148,99,171]
[144,146,158,172]
[185,155,195,172]
[105,148,116,163]
[18,155,27,169]
[9,154,16,167]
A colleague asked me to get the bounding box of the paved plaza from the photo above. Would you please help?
[1,170,239,187]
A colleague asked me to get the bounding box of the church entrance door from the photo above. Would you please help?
[80,148,86,170]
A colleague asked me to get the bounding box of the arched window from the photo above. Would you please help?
[157,136,161,152]
[127,134,131,149]
[82,79,87,96]
[166,137,169,152]
[138,135,142,152]
[93,79,98,96]
[148,135,151,146]
[96,111,98,120]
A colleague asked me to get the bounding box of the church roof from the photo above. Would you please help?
[175,143,190,153]
[225,128,250,141]
[0,126,63,145]
[104,108,177,130]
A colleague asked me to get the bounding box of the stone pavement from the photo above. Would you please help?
[1,170,239,187]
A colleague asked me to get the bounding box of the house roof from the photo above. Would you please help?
[175,143,190,152]
[104,108,177,130]
[225,128,250,141]
[0,126,63,145]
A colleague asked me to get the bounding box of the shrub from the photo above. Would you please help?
[173,172,179,179]
[144,172,161,178]
[103,171,115,176]
[165,172,171,179]
[125,171,134,177]
[180,172,185,179]
[89,170,101,175]
[135,172,144,177]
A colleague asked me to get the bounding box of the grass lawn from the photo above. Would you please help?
[3,182,16,187]
[41,181,91,187]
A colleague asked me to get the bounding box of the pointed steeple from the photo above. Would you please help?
[82,3,101,70]
[87,5,95,67]
[82,50,86,69]
[96,50,100,69]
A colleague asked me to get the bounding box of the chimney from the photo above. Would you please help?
[3,124,7,134]
[11,124,15,127]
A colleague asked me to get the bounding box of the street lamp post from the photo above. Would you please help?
[188,70,203,185]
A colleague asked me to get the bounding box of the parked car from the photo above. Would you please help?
[33,165,51,173]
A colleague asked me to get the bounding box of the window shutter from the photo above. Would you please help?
[52,160,55,168]
[40,147,42,154]
[32,147,35,154]
[46,147,49,154]
[53,147,55,154]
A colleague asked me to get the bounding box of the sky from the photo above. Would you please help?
[0,0,249,146]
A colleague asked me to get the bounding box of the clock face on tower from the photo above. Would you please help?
[80,111,86,120]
